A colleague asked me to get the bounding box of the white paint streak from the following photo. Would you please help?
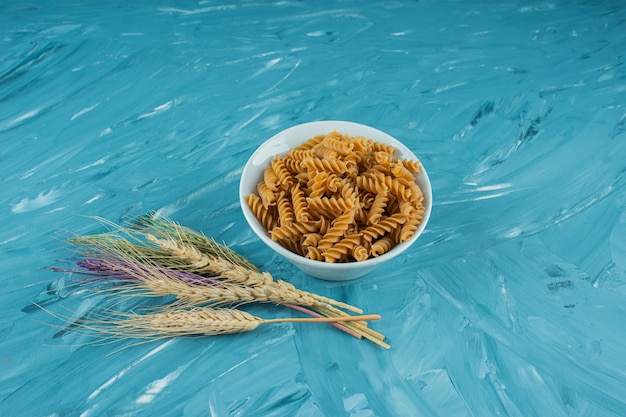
[137,101,173,120]
[71,104,99,120]
[11,189,61,213]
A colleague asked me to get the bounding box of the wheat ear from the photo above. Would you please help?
[145,234,362,314]
[144,233,272,286]
[38,304,379,339]
[133,214,258,271]
[83,256,342,311]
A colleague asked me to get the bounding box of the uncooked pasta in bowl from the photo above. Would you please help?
[239,120,432,281]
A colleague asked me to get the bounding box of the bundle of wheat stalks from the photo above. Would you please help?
[46,215,389,349]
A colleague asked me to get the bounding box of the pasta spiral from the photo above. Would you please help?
[370,236,395,257]
[270,221,319,241]
[276,193,295,226]
[322,234,362,263]
[246,194,275,231]
[367,192,388,225]
[263,166,280,191]
[302,157,348,175]
[317,210,356,250]
[306,195,355,218]
[291,185,309,222]
[322,133,354,155]
[361,213,407,243]
[271,156,295,188]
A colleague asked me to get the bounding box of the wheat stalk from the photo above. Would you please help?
[38,303,379,340]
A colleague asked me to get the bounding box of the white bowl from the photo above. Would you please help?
[239,120,432,281]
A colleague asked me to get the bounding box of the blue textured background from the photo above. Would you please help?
[2,1,626,416]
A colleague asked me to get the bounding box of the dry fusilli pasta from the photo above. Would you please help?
[246,131,425,262]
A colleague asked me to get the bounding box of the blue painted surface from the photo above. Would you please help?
[1,1,626,415]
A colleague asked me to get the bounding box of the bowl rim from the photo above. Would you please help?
[239,120,432,273]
